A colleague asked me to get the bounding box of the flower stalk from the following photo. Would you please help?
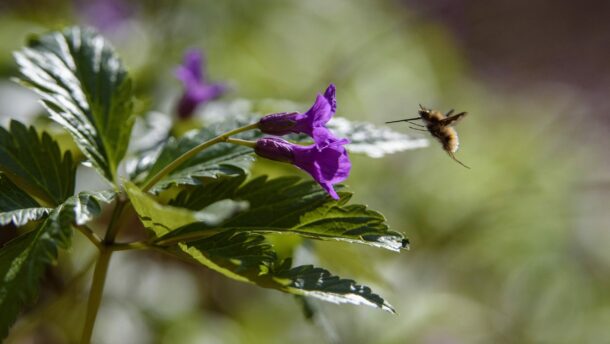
[141,122,259,192]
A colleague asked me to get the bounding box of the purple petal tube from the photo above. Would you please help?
[258,84,337,148]
[254,137,351,200]
[175,49,227,119]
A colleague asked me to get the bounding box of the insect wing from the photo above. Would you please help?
[440,112,467,126]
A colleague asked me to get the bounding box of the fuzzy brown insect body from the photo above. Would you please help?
[386,105,470,168]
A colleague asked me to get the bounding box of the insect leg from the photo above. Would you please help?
[447,151,471,169]
[408,126,427,132]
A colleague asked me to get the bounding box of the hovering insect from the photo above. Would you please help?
[386,105,470,168]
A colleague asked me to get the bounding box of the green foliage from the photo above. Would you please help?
[125,181,248,237]
[177,232,394,312]
[0,174,51,226]
[0,120,75,206]
[273,264,395,312]
[2,24,413,341]
[138,126,255,193]
[14,26,135,184]
[0,191,112,340]
[126,175,397,312]
[166,175,407,251]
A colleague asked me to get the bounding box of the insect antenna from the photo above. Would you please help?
[447,151,471,169]
[385,117,420,124]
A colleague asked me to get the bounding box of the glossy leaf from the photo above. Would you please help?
[273,264,395,312]
[0,174,51,226]
[125,181,248,238]
[69,190,116,225]
[328,117,429,158]
[15,26,135,184]
[0,120,75,206]
[0,190,111,340]
[166,176,407,251]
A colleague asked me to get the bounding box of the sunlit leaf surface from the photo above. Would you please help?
[125,181,248,237]
[0,174,51,226]
[15,26,135,184]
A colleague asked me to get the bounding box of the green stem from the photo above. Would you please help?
[226,137,257,148]
[80,249,111,344]
[79,199,128,344]
[75,225,103,251]
[108,241,150,252]
[141,122,259,193]
[154,230,219,247]
[78,123,260,342]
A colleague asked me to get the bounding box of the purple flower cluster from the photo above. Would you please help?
[175,49,227,119]
[258,84,337,149]
[255,84,351,200]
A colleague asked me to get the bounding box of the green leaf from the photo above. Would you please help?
[273,264,395,312]
[124,181,248,238]
[176,231,276,284]
[69,190,116,225]
[0,174,51,226]
[0,190,113,339]
[14,26,135,184]
[139,125,256,193]
[165,176,407,251]
[0,120,76,205]
[175,231,394,312]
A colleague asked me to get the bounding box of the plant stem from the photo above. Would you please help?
[141,122,259,192]
[79,249,111,344]
[78,123,259,342]
[108,241,150,251]
[80,199,128,344]
[75,225,103,251]
[154,230,219,247]
[226,137,257,148]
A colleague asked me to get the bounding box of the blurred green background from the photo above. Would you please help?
[1,0,609,343]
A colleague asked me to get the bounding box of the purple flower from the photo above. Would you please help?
[78,0,134,31]
[254,137,350,200]
[175,49,227,119]
[258,84,338,148]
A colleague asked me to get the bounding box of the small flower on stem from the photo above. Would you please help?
[258,84,338,148]
[175,49,227,119]
[254,137,351,200]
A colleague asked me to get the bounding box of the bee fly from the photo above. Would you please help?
[386,105,470,169]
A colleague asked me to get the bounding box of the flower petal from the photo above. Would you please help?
[183,49,204,82]
[305,84,336,127]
